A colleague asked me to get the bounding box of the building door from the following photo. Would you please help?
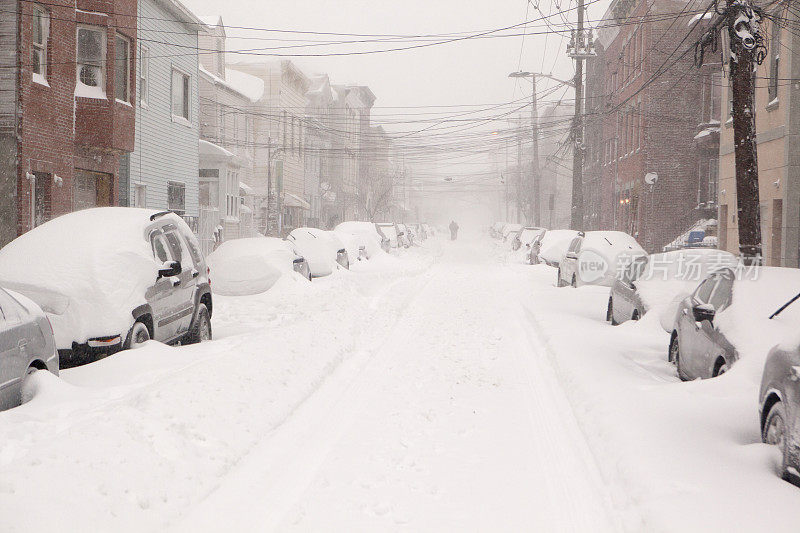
[772,199,783,266]
[74,170,113,210]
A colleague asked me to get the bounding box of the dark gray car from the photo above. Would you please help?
[759,343,800,485]
[607,255,649,324]
[0,288,59,411]
[668,268,737,380]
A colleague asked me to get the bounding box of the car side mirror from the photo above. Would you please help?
[158,260,181,279]
[692,303,715,323]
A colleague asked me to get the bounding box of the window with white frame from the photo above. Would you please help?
[77,26,106,88]
[171,68,190,120]
[115,34,130,102]
[32,4,49,79]
[139,46,149,105]
[769,20,781,101]
[226,171,240,219]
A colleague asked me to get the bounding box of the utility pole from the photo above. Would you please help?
[695,1,765,261]
[567,0,595,230]
[530,74,540,227]
[726,1,764,261]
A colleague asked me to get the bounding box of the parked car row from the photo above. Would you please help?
[0,208,419,411]
[541,228,800,487]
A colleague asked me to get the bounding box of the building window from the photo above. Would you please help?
[134,184,146,207]
[226,171,240,219]
[115,34,130,102]
[711,72,721,120]
[32,5,49,79]
[139,46,149,105]
[707,157,718,204]
[168,181,186,215]
[33,172,51,226]
[171,69,190,120]
[769,20,780,101]
[77,26,106,88]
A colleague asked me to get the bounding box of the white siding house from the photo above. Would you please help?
[129,0,201,220]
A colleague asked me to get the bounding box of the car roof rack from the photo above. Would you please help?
[149,210,173,221]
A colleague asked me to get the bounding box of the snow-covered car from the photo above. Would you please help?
[534,229,579,266]
[286,227,348,278]
[334,221,385,259]
[490,222,506,239]
[501,223,522,242]
[396,223,412,248]
[0,208,213,367]
[557,231,645,287]
[206,237,311,296]
[759,339,800,486]
[375,223,400,249]
[512,226,546,252]
[0,287,59,411]
[607,249,738,325]
[668,266,800,381]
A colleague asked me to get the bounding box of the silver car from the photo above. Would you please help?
[0,287,59,411]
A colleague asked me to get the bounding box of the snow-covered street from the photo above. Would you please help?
[2,234,800,531]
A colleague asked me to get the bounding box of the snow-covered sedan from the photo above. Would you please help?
[557,231,645,287]
[759,338,800,486]
[511,226,546,252]
[287,227,349,278]
[532,229,579,266]
[0,208,213,367]
[668,266,800,380]
[334,221,386,259]
[607,249,738,325]
[206,237,311,296]
[0,287,59,411]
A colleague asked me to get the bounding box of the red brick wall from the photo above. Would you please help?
[15,0,135,237]
[584,0,717,252]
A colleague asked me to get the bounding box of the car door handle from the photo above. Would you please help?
[18,338,28,349]
[191,269,199,278]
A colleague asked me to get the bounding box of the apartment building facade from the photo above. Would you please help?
[0,0,137,246]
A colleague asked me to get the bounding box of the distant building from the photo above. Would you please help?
[229,60,310,235]
[0,0,137,245]
[583,0,720,252]
[127,0,201,226]
[718,12,799,267]
[196,16,263,253]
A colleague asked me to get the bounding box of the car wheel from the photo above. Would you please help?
[125,321,150,349]
[186,303,212,344]
[571,275,577,288]
[713,358,729,377]
[763,402,791,480]
[606,298,613,322]
[557,268,564,287]
[671,337,688,381]
[632,309,640,321]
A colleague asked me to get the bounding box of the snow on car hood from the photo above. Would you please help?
[715,266,800,381]
[206,237,297,296]
[334,221,385,259]
[287,228,338,277]
[0,208,168,348]
[537,230,579,264]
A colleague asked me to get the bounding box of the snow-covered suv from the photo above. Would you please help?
[0,208,212,367]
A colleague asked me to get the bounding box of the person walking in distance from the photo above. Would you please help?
[449,220,459,240]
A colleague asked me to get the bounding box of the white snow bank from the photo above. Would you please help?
[206,236,302,296]
[0,208,177,348]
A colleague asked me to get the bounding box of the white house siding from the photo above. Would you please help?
[129,0,200,217]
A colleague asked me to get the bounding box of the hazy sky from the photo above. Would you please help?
[181,0,610,115]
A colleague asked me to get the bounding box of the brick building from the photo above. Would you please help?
[583,0,720,252]
[0,0,136,246]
